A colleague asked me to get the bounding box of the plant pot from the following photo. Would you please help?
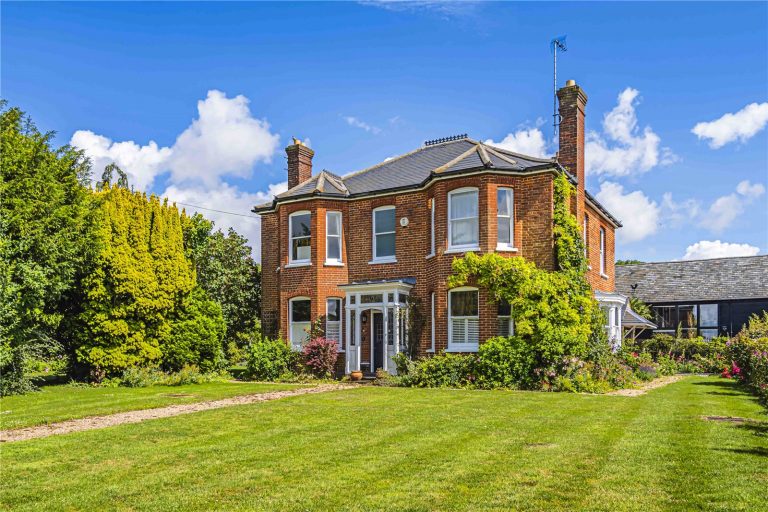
[350,371,363,381]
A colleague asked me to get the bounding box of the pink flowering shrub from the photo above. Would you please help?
[726,312,768,406]
[301,337,338,378]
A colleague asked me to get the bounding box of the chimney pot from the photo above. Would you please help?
[566,79,576,87]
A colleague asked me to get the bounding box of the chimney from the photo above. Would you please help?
[286,137,314,189]
[557,79,588,219]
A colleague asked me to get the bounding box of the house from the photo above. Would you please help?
[616,255,768,340]
[254,80,628,375]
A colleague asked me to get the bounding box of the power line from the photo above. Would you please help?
[164,199,261,220]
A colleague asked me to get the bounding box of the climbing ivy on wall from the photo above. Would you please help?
[553,173,587,275]
[448,172,605,369]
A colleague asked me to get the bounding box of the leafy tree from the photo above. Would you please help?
[0,103,92,394]
[163,287,226,372]
[617,259,645,266]
[182,214,261,348]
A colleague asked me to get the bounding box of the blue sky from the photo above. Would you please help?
[3,1,767,262]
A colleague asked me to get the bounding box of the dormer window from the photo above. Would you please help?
[448,187,479,251]
[289,211,311,264]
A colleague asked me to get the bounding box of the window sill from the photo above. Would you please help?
[495,245,519,252]
[600,273,609,280]
[444,246,481,255]
[369,257,397,265]
[285,261,311,269]
[426,349,435,353]
[324,261,344,267]
[426,253,435,259]
[445,346,479,353]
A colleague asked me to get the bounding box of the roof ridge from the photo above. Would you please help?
[618,254,767,267]
[341,137,478,180]
[483,142,555,164]
[432,144,483,174]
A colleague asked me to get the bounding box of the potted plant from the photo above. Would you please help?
[350,370,363,381]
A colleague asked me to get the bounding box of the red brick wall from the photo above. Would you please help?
[584,203,616,292]
[261,171,557,357]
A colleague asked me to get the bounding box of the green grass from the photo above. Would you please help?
[2,376,766,511]
[0,381,302,430]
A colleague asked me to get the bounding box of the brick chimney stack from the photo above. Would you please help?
[557,80,588,220]
[286,138,314,189]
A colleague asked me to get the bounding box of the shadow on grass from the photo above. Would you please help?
[737,421,768,438]
[714,447,768,458]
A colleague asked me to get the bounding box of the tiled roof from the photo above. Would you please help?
[615,255,768,303]
[253,136,620,227]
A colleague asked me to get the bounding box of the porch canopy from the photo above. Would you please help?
[622,308,657,342]
[339,277,415,375]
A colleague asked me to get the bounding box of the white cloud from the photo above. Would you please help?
[70,130,171,191]
[343,115,381,134]
[701,180,765,233]
[71,90,284,261]
[683,240,760,260]
[167,90,280,186]
[485,119,551,158]
[595,181,660,243]
[71,89,280,190]
[660,192,701,228]
[692,102,768,149]
[163,181,287,258]
[586,87,677,177]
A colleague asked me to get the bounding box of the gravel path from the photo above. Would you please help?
[606,375,688,397]
[1,383,353,443]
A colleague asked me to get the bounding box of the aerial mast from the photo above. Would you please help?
[550,36,568,137]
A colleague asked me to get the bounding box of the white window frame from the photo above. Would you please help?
[288,211,311,266]
[447,287,480,352]
[496,187,516,251]
[325,297,343,351]
[599,227,607,277]
[447,187,480,252]
[371,205,397,264]
[497,302,514,337]
[428,291,435,352]
[427,198,435,258]
[325,211,343,266]
[583,214,588,259]
[288,297,311,350]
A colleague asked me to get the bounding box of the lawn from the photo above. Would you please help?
[2,376,766,511]
[0,381,302,430]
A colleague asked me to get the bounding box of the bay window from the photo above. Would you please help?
[496,188,515,250]
[428,198,435,257]
[289,297,311,350]
[289,211,311,264]
[448,188,479,251]
[325,298,342,349]
[325,211,342,264]
[448,287,479,351]
[372,206,396,262]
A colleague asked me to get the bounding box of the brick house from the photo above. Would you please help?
[254,80,628,375]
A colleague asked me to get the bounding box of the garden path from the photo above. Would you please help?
[0,383,354,443]
[606,374,688,397]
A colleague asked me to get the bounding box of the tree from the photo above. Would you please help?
[74,185,197,377]
[163,287,226,372]
[182,215,261,348]
[617,259,644,266]
[0,103,92,394]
